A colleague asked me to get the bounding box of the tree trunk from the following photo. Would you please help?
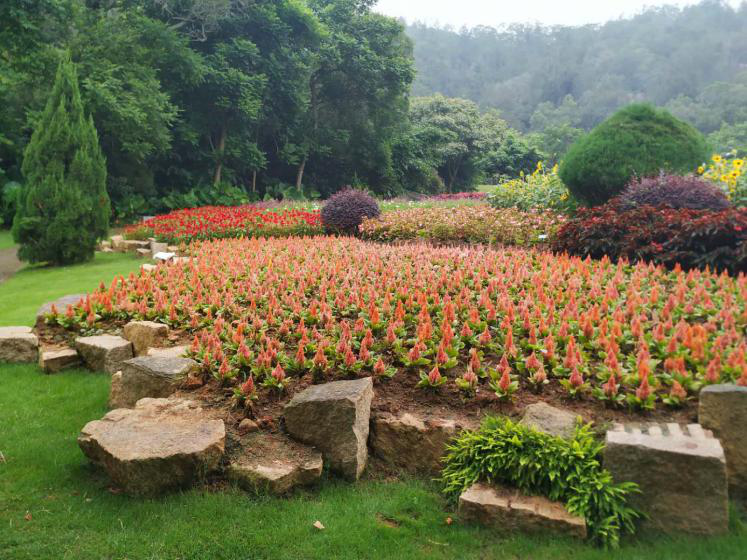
[295,157,307,193]
[252,171,257,193]
[212,125,227,185]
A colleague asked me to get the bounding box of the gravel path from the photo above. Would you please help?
[0,246,22,284]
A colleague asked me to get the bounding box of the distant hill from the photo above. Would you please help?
[405,0,747,134]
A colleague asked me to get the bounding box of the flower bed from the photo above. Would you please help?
[124,205,322,243]
[49,237,746,417]
[359,206,564,246]
[553,201,747,274]
[429,192,488,201]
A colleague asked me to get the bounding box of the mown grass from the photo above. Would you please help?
[0,252,142,326]
[0,229,15,250]
[0,245,746,559]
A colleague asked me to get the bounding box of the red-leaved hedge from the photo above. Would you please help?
[553,201,747,274]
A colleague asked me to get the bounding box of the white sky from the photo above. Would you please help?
[375,0,743,28]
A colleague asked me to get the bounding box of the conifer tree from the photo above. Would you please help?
[13,53,110,265]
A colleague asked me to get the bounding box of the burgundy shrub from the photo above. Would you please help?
[620,173,731,211]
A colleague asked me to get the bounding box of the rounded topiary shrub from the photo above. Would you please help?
[620,173,732,210]
[321,188,381,235]
[559,103,709,206]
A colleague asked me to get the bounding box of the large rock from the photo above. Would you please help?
[75,335,133,374]
[699,384,747,500]
[284,377,373,480]
[147,345,189,359]
[150,241,168,255]
[370,411,469,475]
[123,321,169,356]
[0,326,38,363]
[111,356,199,408]
[520,402,579,439]
[36,294,85,326]
[458,483,587,539]
[39,347,81,373]
[78,398,225,496]
[123,239,150,253]
[604,422,728,535]
[228,432,323,495]
[110,235,125,251]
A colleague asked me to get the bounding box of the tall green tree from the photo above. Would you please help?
[13,54,110,265]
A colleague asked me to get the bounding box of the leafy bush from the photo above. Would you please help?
[699,153,747,207]
[359,206,564,246]
[489,162,576,213]
[441,416,640,548]
[13,55,109,265]
[559,104,709,205]
[321,188,380,234]
[0,182,21,227]
[620,173,732,210]
[553,200,747,274]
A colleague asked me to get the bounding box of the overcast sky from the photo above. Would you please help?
[375,0,743,28]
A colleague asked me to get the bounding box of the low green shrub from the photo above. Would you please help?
[441,416,640,548]
[559,104,709,205]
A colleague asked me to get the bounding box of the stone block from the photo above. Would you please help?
[604,422,728,535]
[75,335,133,374]
[284,377,373,480]
[0,326,39,363]
[113,356,199,408]
[228,432,323,495]
[458,483,586,539]
[699,384,747,500]
[150,241,168,255]
[39,347,81,373]
[123,320,169,356]
[370,411,470,475]
[147,345,189,359]
[520,402,579,439]
[135,248,151,258]
[78,398,225,496]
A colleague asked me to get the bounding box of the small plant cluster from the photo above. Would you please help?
[359,206,563,246]
[320,188,381,235]
[489,162,576,213]
[699,153,747,207]
[619,173,732,211]
[440,416,641,548]
[124,205,322,244]
[48,237,747,414]
[553,200,747,274]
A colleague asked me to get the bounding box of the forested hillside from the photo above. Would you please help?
[407,1,747,147]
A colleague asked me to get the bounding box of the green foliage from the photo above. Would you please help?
[441,416,641,548]
[407,2,747,132]
[0,181,21,227]
[409,96,538,191]
[12,54,110,265]
[559,104,708,205]
[708,122,747,157]
[489,163,577,213]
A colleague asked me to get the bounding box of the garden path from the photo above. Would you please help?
[0,247,22,284]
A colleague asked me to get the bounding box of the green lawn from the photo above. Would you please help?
[0,252,746,559]
[0,252,142,326]
[0,229,15,250]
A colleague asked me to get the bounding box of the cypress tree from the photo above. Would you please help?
[13,53,110,265]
